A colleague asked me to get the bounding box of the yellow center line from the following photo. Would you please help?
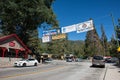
[0,66,66,79]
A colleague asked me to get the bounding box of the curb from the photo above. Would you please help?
[0,63,46,68]
[99,65,108,80]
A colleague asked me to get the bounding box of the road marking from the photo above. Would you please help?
[103,65,108,80]
[0,66,66,79]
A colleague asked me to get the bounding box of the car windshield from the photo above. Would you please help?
[93,56,103,60]
[19,59,35,61]
[20,59,27,61]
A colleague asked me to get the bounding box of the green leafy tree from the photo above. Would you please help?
[116,18,120,45]
[71,40,85,58]
[107,18,120,66]
[39,36,85,59]
[108,18,119,59]
[47,38,67,54]
[0,0,58,46]
[109,35,117,57]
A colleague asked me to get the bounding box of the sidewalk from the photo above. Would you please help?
[0,57,21,68]
[0,62,13,68]
[0,61,50,68]
[103,63,120,80]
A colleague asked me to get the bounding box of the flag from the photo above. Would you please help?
[76,20,94,33]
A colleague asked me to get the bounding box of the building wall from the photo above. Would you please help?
[0,57,22,67]
[0,37,24,50]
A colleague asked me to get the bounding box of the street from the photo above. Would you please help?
[0,60,106,80]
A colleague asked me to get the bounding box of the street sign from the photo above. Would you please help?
[117,47,120,52]
[42,36,51,43]
[52,34,66,40]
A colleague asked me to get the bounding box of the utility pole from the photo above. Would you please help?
[111,14,119,47]
[111,14,120,67]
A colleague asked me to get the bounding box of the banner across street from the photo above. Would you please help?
[61,20,94,34]
[61,24,76,33]
[76,20,94,33]
[42,20,94,43]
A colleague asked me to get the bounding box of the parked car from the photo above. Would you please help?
[92,55,105,68]
[105,58,112,63]
[105,57,119,63]
[75,58,83,62]
[44,58,53,63]
[14,59,39,67]
[66,58,73,62]
[111,57,119,63]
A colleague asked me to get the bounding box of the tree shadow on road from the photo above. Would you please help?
[90,65,105,68]
[111,63,120,68]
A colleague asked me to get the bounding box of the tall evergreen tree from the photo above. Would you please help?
[116,18,120,45]
[110,18,120,54]
[100,24,109,56]
[85,20,104,57]
[109,35,117,57]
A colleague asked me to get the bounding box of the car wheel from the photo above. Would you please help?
[34,63,37,66]
[102,65,105,68]
[101,65,105,68]
[92,64,95,67]
[23,63,26,67]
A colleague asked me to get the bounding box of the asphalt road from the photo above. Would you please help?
[0,60,105,80]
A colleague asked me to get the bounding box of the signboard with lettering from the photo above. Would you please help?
[52,34,66,40]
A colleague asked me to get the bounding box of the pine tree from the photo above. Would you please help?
[100,24,109,56]
[109,35,117,57]
[116,18,120,45]
[85,21,104,57]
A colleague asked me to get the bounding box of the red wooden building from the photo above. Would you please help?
[0,34,30,58]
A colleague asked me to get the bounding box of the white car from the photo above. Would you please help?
[14,59,39,67]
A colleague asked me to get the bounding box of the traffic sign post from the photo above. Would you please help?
[117,47,120,52]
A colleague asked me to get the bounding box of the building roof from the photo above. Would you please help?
[0,34,29,51]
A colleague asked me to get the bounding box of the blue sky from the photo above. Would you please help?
[49,0,120,41]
